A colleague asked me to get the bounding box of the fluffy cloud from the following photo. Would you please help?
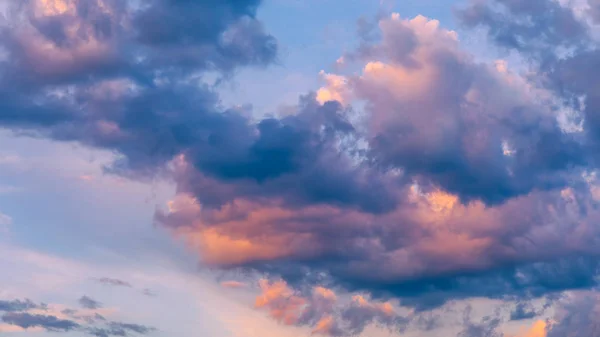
[155,13,600,310]
[253,279,410,336]
[457,0,588,52]
[4,0,600,332]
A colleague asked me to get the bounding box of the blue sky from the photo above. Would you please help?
[1,0,600,337]
[219,0,458,113]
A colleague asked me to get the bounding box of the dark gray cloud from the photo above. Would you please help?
[509,302,538,321]
[79,296,102,310]
[131,0,275,72]
[0,299,40,312]
[1,312,80,332]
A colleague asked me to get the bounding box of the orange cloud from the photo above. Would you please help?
[255,280,306,325]
[221,281,247,289]
[312,316,336,335]
[316,71,349,105]
[515,320,547,337]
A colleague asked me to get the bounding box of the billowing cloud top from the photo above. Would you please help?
[3,0,600,336]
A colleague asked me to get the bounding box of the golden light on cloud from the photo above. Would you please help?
[316,71,349,105]
[255,279,306,325]
[312,316,336,335]
[426,190,459,213]
[181,228,296,266]
[314,286,336,301]
[36,0,75,16]
[515,320,547,337]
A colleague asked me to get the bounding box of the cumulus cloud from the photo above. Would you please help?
[590,0,600,22]
[457,0,588,53]
[151,9,600,313]
[5,0,600,329]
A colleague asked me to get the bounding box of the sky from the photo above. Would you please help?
[1,0,600,336]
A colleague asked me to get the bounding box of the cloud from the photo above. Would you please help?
[153,12,600,310]
[0,296,154,336]
[509,302,538,321]
[253,279,412,336]
[347,14,584,205]
[0,299,40,312]
[456,0,600,155]
[94,277,132,288]
[79,296,102,310]
[516,320,547,337]
[4,0,600,328]
[86,322,156,337]
[457,312,503,337]
[590,0,600,23]
[1,312,80,332]
[546,291,600,337]
[457,0,588,52]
